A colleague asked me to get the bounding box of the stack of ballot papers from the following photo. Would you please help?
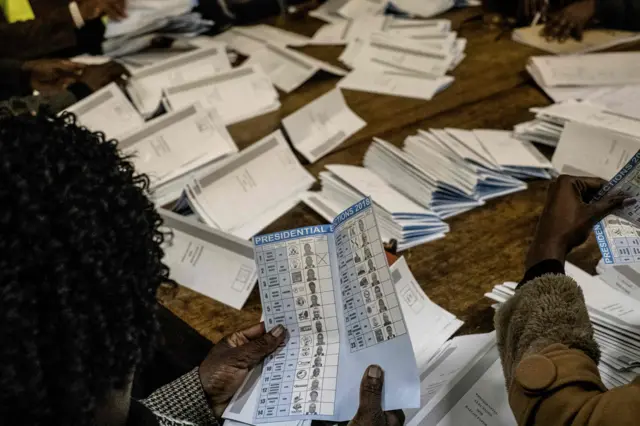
[221,255,462,424]
[126,44,232,117]
[282,89,366,163]
[527,52,640,102]
[516,100,640,148]
[117,104,239,206]
[314,17,464,100]
[403,331,517,426]
[102,0,213,57]
[302,165,450,250]
[363,131,537,218]
[162,65,281,125]
[486,262,640,391]
[513,25,640,55]
[159,209,258,309]
[63,82,144,140]
[185,130,315,239]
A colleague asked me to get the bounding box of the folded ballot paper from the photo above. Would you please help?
[117,103,238,205]
[63,83,144,140]
[487,262,640,391]
[250,197,419,422]
[127,44,232,117]
[282,89,366,163]
[245,44,348,93]
[551,122,640,179]
[590,150,640,264]
[223,256,460,426]
[597,261,640,303]
[159,209,257,309]
[302,165,450,250]
[186,130,315,239]
[403,332,515,426]
[527,52,640,102]
[162,65,281,125]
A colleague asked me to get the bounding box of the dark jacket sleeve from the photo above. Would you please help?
[0,59,30,101]
[0,6,79,60]
[596,0,640,31]
[495,273,640,426]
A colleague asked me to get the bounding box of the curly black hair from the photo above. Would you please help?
[0,111,169,425]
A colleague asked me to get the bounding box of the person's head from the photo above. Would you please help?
[368,259,374,268]
[358,219,364,230]
[375,286,382,296]
[316,321,322,331]
[311,379,319,389]
[371,272,377,280]
[305,256,313,266]
[316,347,323,355]
[313,367,320,377]
[379,299,386,308]
[309,402,317,412]
[308,282,316,293]
[307,269,315,279]
[311,294,318,304]
[386,326,393,334]
[383,313,390,322]
[304,243,312,253]
[364,290,370,298]
[317,333,324,343]
[0,112,168,425]
[314,357,321,367]
[310,390,318,401]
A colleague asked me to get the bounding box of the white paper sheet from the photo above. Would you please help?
[160,210,257,309]
[338,70,453,100]
[127,44,231,116]
[186,130,315,239]
[473,129,552,169]
[119,104,237,188]
[552,121,640,179]
[162,65,280,125]
[64,83,144,139]
[282,89,366,162]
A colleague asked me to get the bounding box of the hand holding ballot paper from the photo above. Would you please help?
[251,197,419,422]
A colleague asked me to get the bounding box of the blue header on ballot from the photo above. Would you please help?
[333,196,372,227]
[253,224,333,246]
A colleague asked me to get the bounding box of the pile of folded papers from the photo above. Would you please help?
[302,128,550,250]
[103,0,214,57]
[308,15,465,101]
[486,263,640,390]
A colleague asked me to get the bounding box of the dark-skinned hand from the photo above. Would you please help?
[78,0,127,21]
[198,323,286,419]
[22,59,85,94]
[347,365,405,426]
[526,175,634,269]
[542,0,596,41]
[75,61,130,91]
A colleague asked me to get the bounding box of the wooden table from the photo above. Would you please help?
[157,7,607,342]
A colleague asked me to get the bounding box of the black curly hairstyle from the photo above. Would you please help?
[0,111,169,425]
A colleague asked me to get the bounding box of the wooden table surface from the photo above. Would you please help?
[157,7,609,342]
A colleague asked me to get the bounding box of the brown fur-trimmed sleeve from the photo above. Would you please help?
[494,273,599,387]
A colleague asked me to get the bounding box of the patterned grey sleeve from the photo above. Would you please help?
[141,367,219,426]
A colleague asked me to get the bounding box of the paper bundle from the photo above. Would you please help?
[308,16,464,101]
[302,165,450,251]
[527,52,640,102]
[486,263,640,390]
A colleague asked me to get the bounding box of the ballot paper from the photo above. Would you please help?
[245,44,347,93]
[159,209,257,309]
[598,262,640,303]
[309,0,350,23]
[591,150,640,264]
[162,65,281,125]
[528,52,640,88]
[186,130,315,239]
[403,332,510,426]
[211,28,270,56]
[513,25,640,55]
[127,45,231,116]
[337,0,387,19]
[64,83,144,139]
[487,263,640,390]
[104,0,193,39]
[586,85,640,121]
[252,197,419,422]
[338,70,454,101]
[239,25,311,47]
[390,257,463,369]
[343,34,455,77]
[552,122,640,179]
[118,104,237,189]
[282,89,366,163]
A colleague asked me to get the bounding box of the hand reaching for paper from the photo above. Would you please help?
[542,0,596,41]
[23,59,85,95]
[526,175,634,269]
[198,323,286,419]
[76,62,130,91]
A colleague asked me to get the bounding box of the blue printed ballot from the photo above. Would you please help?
[252,197,420,423]
[593,150,640,264]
